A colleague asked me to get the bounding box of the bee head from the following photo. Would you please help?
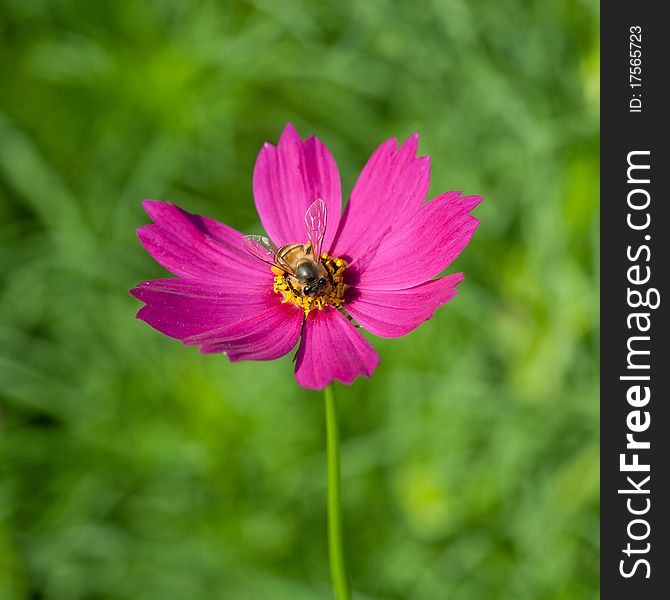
[303,278,328,298]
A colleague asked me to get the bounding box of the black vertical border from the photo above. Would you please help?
[601,3,670,599]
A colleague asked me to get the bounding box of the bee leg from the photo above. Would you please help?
[287,279,302,297]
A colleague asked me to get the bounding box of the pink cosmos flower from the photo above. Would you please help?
[130,124,480,390]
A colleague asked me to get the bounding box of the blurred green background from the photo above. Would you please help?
[0,1,599,598]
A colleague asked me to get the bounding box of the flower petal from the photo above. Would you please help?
[253,124,342,252]
[138,200,270,283]
[130,278,278,340]
[345,273,464,338]
[349,193,481,290]
[185,303,304,362]
[330,133,430,259]
[295,307,380,390]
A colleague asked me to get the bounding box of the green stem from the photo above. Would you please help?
[324,384,352,600]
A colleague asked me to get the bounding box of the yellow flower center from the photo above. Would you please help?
[272,254,348,316]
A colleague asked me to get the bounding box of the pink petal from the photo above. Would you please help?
[330,133,430,260]
[138,200,271,283]
[130,278,278,340]
[345,273,464,338]
[295,307,380,390]
[185,303,304,362]
[349,193,481,290]
[253,124,342,252]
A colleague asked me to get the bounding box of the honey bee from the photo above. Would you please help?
[243,198,330,298]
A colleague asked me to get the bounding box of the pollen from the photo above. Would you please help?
[273,254,348,316]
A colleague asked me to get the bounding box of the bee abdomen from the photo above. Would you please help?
[277,243,304,263]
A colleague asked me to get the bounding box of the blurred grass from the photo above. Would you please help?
[0,0,598,599]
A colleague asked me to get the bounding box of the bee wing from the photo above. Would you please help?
[304,198,327,259]
[242,235,294,274]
